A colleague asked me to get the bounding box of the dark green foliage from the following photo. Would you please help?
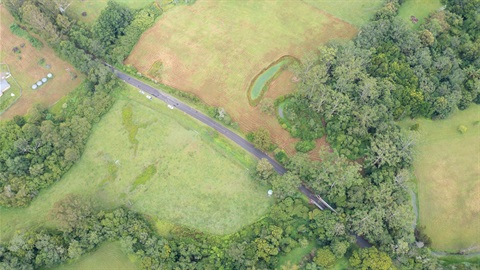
[280,97,325,141]
[92,1,133,57]
[295,140,316,153]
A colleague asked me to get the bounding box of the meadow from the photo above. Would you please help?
[400,105,480,252]
[397,0,443,29]
[0,84,272,241]
[126,0,357,154]
[301,0,384,26]
[51,242,138,270]
[0,5,83,119]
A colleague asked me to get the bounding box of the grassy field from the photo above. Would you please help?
[301,0,384,26]
[51,242,139,270]
[0,6,83,120]
[399,105,480,252]
[68,0,154,25]
[0,84,272,241]
[126,0,357,154]
[397,0,443,29]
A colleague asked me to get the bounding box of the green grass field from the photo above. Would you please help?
[51,242,138,270]
[398,0,443,29]
[301,0,384,26]
[277,242,315,268]
[400,105,480,252]
[0,84,272,241]
[68,0,154,25]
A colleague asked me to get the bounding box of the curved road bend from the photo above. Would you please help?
[114,69,370,247]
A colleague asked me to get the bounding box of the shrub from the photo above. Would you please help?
[410,123,420,131]
[28,36,44,48]
[457,125,468,134]
[295,140,315,153]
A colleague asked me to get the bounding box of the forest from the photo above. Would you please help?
[0,0,479,269]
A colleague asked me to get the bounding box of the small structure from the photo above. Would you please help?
[41,77,47,83]
[47,73,53,78]
[267,190,273,197]
[146,95,152,100]
[36,81,43,86]
[32,84,38,90]
[0,79,11,96]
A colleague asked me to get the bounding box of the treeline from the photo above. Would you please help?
[0,195,406,270]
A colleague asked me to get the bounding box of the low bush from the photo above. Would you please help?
[295,140,316,153]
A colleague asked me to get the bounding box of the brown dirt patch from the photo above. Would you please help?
[0,6,83,120]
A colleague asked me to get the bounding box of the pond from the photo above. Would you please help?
[248,56,296,105]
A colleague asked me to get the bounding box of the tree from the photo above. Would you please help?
[270,173,301,199]
[349,247,394,270]
[256,158,274,181]
[21,2,59,42]
[50,194,92,231]
[314,247,336,268]
[251,128,273,151]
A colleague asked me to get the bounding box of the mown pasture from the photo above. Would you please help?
[126,0,357,154]
[0,85,272,242]
[400,105,480,252]
[0,6,83,119]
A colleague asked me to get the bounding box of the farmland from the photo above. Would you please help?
[0,84,271,241]
[126,0,357,154]
[400,105,480,252]
[0,5,82,119]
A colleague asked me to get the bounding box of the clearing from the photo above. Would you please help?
[0,84,272,241]
[397,0,443,29]
[51,242,138,270]
[0,5,82,119]
[400,105,480,252]
[126,0,357,154]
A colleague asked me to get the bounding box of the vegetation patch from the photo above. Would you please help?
[147,60,163,80]
[9,23,43,48]
[132,164,157,190]
[399,105,480,251]
[247,56,297,106]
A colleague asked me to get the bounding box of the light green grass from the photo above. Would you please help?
[399,105,480,252]
[68,0,154,25]
[0,84,272,241]
[50,242,139,270]
[301,0,384,26]
[397,0,443,29]
[277,242,315,268]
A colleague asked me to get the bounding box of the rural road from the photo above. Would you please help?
[113,68,371,248]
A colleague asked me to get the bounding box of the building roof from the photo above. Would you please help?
[1,79,11,93]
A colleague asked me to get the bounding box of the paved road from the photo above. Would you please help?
[113,69,371,248]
